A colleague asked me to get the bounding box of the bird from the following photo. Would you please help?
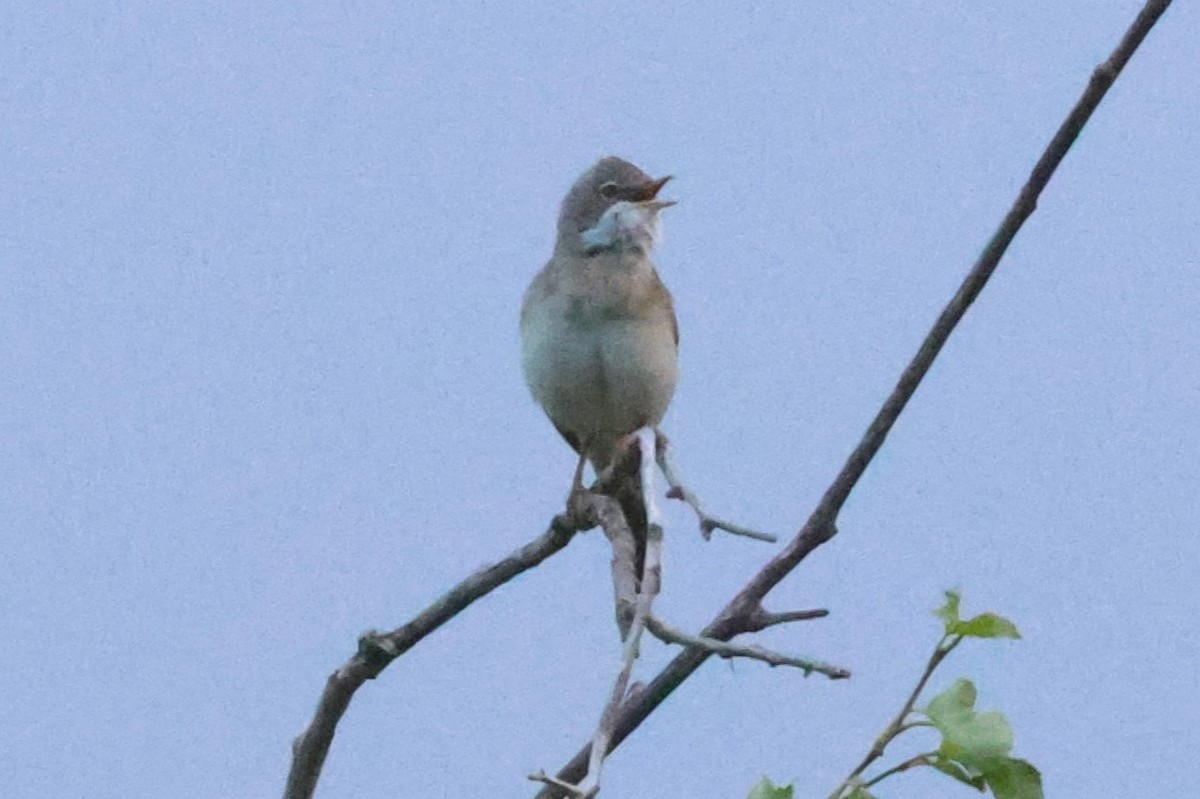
[520,156,679,587]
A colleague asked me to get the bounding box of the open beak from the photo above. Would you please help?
[644,175,672,199]
[623,175,673,202]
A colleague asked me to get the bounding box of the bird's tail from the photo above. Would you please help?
[590,434,650,636]
[613,472,647,593]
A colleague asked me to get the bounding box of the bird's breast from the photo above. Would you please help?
[520,264,678,449]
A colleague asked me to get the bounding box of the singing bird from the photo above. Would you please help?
[520,157,679,574]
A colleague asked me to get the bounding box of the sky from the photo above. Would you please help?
[2,2,1197,798]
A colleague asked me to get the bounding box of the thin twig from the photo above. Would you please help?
[528,770,589,797]
[656,431,777,543]
[533,3,1173,792]
[862,752,938,789]
[742,606,830,632]
[646,614,850,679]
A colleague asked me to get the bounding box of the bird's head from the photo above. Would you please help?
[557,157,674,255]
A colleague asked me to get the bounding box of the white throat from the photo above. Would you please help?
[581,201,664,255]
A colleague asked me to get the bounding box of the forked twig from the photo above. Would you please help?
[656,431,777,543]
[645,614,850,679]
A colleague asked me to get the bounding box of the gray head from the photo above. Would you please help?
[556,157,672,251]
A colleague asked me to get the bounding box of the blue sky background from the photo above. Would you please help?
[3,2,1197,798]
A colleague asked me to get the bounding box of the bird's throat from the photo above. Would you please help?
[581,201,663,255]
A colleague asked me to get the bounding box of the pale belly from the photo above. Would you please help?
[521,309,678,462]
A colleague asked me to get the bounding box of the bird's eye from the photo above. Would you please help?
[598,181,619,199]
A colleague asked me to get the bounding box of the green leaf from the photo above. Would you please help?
[980,757,1044,799]
[746,777,793,799]
[952,612,1021,640]
[935,590,963,629]
[926,677,977,724]
[935,590,1021,639]
[939,711,1014,763]
[929,754,986,791]
[925,679,1014,764]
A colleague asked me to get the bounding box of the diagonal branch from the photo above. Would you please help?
[533,1,1174,793]
[284,503,600,799]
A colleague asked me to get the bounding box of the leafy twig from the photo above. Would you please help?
[822,591,1030,799]
[826,636,960,799]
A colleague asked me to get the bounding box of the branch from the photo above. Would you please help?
[741,606,830,632]
[646,614,850,679]
[534,521,835,799]
[532,429,665,797]
[284,502,598,799]
[533,2,1173,792]
[827,636,960,799]
[862,752,938,789]
[655,431,778,543]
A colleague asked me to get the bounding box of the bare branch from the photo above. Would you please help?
[656,431,777,543]
[534,429,665,797]
[529,770,592,797]
[284,503,597,799]
[646,614,850,679]
[533,2,1174,792]
[742,606,830,632]
[533,520,835,799]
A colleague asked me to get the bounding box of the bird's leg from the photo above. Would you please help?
[566,440,592,515]
[570,449,588,493]
[635,427,663,538]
